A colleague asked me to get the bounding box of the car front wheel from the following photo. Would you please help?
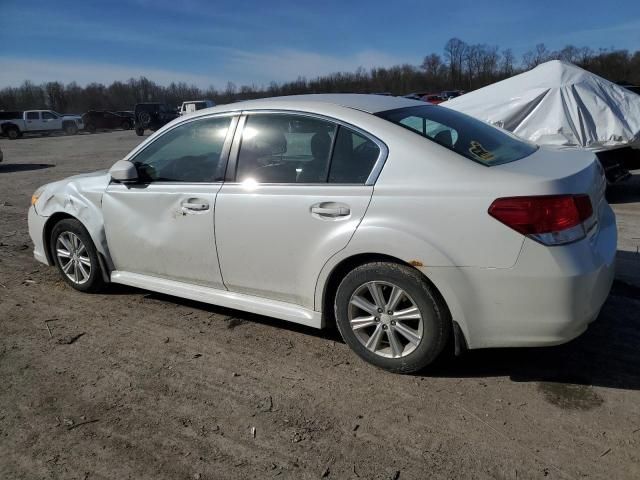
[50,218,105,292]
[335,262,449,373]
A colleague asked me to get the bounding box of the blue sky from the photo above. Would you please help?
[1,0,639,88]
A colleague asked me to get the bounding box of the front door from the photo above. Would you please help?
[215,112,385,308]
[42,111,62,131]
[102,114,236,288]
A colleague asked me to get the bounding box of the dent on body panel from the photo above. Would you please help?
[38,174,112,267]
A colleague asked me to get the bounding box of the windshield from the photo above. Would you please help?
[376,105,537,166]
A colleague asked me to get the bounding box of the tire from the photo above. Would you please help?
[50,218,105,293]
[121,120,131,130]
[138,111,151,127]
[135,127,144,136]
[6,127,19,140]
[86,123,96,133]
[334,262,450,373]
[64,123,78,135]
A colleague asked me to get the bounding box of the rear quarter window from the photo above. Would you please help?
[377,105,537,166]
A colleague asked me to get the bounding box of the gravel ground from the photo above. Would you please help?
[1,131,639,480]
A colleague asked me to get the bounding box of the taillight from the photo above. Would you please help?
[488,194,594,245]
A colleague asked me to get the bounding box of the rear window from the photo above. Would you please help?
[376,105,537,166]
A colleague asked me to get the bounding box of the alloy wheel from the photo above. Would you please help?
[348,281,424,358]
[55,231,91,285]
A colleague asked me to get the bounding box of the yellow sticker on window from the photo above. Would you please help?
[469,141,495,161]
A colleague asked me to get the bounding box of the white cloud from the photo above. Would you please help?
[0,58,222,88]
[0,48,418,89]
[225,48,416,83]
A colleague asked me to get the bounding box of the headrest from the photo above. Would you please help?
[311,132,331,158]
[245,128,287,156]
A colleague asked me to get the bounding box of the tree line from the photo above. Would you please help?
[1,39,639,114]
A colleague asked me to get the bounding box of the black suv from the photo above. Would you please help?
[82,111,133,133]
[134,103,179,136]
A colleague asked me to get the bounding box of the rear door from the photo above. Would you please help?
[102,114,237,288]
[24,111,41,131]
[214,112,386,308]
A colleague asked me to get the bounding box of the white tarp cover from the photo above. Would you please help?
[443,60,640,150]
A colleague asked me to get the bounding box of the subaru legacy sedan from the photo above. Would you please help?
[28,94,616,373]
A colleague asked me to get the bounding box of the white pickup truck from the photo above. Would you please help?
[0,110,84,139]
[178,100,215,116]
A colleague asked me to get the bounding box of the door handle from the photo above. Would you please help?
[311,204,350,217]
[181,201,209,212]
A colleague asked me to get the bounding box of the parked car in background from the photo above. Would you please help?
[403,92,444,104]
[28,94,615,373]
[618,83,640,95]
[83,111,133,133]
[133,103,179,136]
[114,111,135,121]
[178,100,215,116]
[441,90,464,100]
[422,94,445,104]
[0,110,84,139]
[444,61,640,184]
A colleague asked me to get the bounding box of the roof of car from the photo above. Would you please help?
[221,94,425,114]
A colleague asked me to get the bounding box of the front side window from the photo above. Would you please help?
[377,105,537,166]
[26,112,40,120]
[236,114,337,183]
[131,116,232,182]
[42,112,56,120]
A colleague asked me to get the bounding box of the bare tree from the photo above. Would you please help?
[501,48,516,77]
[522,43,551,69]
[444,38,468,88]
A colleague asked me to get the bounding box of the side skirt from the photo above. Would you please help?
[110,271,323,328]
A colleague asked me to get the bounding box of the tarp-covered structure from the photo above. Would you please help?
[443,60,640,151]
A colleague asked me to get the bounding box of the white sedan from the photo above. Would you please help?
[28,94,616,373]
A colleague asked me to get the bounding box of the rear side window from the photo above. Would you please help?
[26,112,40,120]
[235,114,337,183]
[329,128,380,183]
[235,113,381,184]
[377,105,537,166]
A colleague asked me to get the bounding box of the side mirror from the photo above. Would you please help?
[109,160,138,183]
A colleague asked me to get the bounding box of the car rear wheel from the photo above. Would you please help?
[334,262,449,373]
[6,127,19,140]
[85,123,96,133]
[64,123,78,135]
[50,219,105,293]
[121,120,131,130]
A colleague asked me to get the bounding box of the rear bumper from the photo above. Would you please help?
[427,204,617,349]
[28,206,50,265]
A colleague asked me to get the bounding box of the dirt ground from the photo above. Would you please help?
[1,130,639,480]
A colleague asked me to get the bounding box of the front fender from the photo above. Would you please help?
[36,172,113,268]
